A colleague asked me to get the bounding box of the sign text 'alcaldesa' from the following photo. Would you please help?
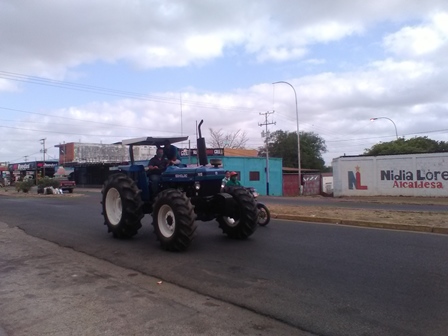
[381,169,447,189]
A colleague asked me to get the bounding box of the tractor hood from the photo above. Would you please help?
[161,165,224,182]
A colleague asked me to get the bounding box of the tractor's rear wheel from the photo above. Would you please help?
[152,189,197,251]
[217,187,258,239]
[101,174,143,239]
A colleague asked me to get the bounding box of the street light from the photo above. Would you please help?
[370,117,399,140]
[272,81,301,195]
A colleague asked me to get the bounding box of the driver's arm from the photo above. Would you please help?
[147,158,160,171]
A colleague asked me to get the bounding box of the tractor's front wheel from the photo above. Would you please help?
[101,174,143,239]
[152,189,197,251]
[217,187,258,239]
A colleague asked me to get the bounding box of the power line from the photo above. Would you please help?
[0,70,258,113]
[0,106,181,132]
[325,128,448,143]
[0,124,135,137]
[8,152,41,163]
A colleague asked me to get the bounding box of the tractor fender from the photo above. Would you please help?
[213,192,237,217]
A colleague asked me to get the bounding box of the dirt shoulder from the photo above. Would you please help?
[333,195,447,205]
[269,204,448,229]
[0,186,84,198]
[263,195,448,233]
[264,195,448,231]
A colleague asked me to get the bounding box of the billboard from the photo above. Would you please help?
[332,153,448,197]
[179,148,224,157]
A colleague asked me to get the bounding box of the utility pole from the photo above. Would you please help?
[63,141,66,166]
[40,138,46,178]
[259,111,276,196]
[180,93,183,136]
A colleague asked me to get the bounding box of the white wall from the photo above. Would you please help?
[332,153,448,197]
[73,143,155,163]
[322,176,333,193]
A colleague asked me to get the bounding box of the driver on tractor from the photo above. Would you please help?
[147,148,168,196]
[161,139,181,165]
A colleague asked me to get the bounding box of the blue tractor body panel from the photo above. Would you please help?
[117,164,150,201]
[117,164,225,202]
[161,166,225,182]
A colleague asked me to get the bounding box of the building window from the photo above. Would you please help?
[249,171,260,181]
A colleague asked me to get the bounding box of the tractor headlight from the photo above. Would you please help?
[253,189,259,198]
[194,182,201,190]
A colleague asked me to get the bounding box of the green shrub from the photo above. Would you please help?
[15,180,35,193]
[37,177,60,189]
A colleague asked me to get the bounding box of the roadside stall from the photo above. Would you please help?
[8,161,58,183]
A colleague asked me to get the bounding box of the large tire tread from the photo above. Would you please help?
[152,189,197,251]
[101,174,143,239]
[218,186,258,239]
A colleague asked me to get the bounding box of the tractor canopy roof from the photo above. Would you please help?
[120,136,188,146]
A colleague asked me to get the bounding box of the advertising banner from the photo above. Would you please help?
[333,153,448,197]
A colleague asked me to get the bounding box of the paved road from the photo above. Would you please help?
[1,193,447,335]
[1,221,304,336]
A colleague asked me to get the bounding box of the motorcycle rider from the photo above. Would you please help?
[226,171,241,187]
[221,170,231,185]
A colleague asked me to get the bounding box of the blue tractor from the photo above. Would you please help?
[101,121,258,251]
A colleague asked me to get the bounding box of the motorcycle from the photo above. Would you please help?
[221,181,271,226]
[246,187,271,226]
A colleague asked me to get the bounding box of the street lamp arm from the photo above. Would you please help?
[370,117,398,140]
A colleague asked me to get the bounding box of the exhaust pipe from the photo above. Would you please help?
[197,120,208,166]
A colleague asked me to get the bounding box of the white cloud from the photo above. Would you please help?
[0,79,19,92]
[1,0,448,76]
[2,1,448,165]
[384,12,448,58]
[257,47,307,62]
[304,59,326,65]
[185,36,224,58]
[384,26,444,56]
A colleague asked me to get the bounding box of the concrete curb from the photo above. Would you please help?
[272,214,448,235]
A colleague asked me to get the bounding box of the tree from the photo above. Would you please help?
[259,130,327,170]
[208,128,249,149]
[364,136,448,156]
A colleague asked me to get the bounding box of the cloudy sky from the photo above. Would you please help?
[1,0,448,166]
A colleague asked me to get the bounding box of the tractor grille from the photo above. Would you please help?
[198,179,222,197]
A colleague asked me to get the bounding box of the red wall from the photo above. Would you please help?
[283,173,322,196]
[59,143,75,164]
[283,174,299,196]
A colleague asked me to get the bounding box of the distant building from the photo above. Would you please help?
[52,142,283,195]
[180,148,283,196]
[55,142,154,165]
[54,142,156,186]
